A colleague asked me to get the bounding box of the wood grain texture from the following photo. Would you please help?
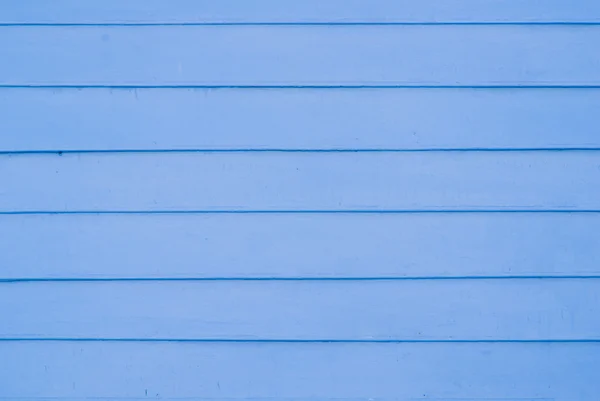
[2,213,599,279]
[1,342,599,400]
[2,88,600,151]
[1,25,600,86]
[2,280,599,340]
[2,152,599,212]
[2,0,599,24]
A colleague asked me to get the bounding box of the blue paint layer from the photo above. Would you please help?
[2,0,600,24]
[1,1,599,399]
[1,342,599,400]
[1,26,600,86]
[2,88,600,152]
[2,152,600,212]
[1,213,599,279]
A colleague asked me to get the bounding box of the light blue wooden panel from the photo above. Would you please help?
[2,213,599,279]
[2,88,600,152]
[2,152,599,212]
[2,1,598,400]
[2,280,598,340]
[1,342,598,400]
[2,0,599,24]
[1,26,600,86]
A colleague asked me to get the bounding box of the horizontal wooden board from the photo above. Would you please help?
[1,26,600,86]
[2,0,600,24]
[2,213,600,279]
[2,280,599,340]
[2,88,600,151]
[1,342,598,400]
[1,152,599,212]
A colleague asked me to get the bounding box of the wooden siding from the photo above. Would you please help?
[2,0,600,24]
[1,1,599,400]
[1,26,600,86]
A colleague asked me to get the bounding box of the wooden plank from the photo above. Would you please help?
[1,152,599,212]
[2,0,599,24]
[1,342,598,400]
[2,88,600,151]
[1,26,600,86]
[2,213,599,279]
[2,280,599,340]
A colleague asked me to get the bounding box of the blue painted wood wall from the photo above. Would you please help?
[1,1,600,399]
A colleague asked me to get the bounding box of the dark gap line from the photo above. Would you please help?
[2,22,600,27]
[0,338,598,344]
[2,85,600,89]
[1,210,599,216]
[3,148,600,155]
[2,276,600,283]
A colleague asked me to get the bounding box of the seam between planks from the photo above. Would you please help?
[0,338,598,343]
[3,85,600,89]
[3,148,600,155]
[2,276,600,283]
[2,210,600,215]
[2,22,600,27]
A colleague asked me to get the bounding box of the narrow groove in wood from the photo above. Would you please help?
[2,210,600,215]
[1,338,598,343]
[2,148,600,155]
[3,85,600,89]
[2,276,600,283]
[2,22,600,26]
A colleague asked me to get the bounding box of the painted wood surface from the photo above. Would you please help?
[1,342,599,401]
[2,88,600,152]
[2,26,600,86]
[2,279,599,340]
[2,152,599,212]
[2,2,599,400]
[2,0,600,24]
[2,213,599,279]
